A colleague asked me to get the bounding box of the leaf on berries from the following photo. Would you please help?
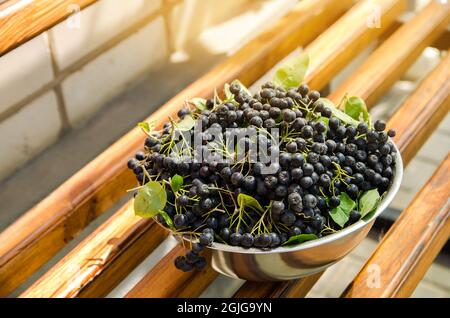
[176,115,196,131]
[224,83,234,101]
[329,192,356,228]
[171,174,184,193]
[319,98,359,126]
[137,121,154,133]
[187,97,206,111]
[158,210,175,230]
[134,181,167,218]
[359,189,381,219]
[344,96,371,126]
[214,88,223,105]
[273,53,310,90]
[232,79,252,97]
[237,193,264,213]
[317,116,329,127]
[282,233,318,246]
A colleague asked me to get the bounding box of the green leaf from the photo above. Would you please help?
[138,122,151,133]
[359,189,380,218]
[231,79,252,97]
[317,116,329,127]
[158,210,174,230]
[176,115,195,131]
[187,98,206,111]
[224,83,234,100]
[319,98,359,126]
[282,234,318,246]
[329,192,356,228]
[344,96,370,125]
[272,53,310,90]
[237,193,264,213]
[134,181,167,218]
[171,174,184,193]
[340,192,356,211]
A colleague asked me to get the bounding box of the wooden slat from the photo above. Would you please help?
[433,29,450,51]
[11,0,352,297]
[235,52,450,298]
[0,0,97,56]
[124,245,218,298]
[21,201,167,298]
[342,154,450,298]
[304,0,407,90]
[233,273,323,298]
[389,52,450,166]
[328,0,450,106]
[122,0,408,298]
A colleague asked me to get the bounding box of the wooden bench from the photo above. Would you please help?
[0,0,449,298]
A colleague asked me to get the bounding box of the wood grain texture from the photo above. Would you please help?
[125,245,217,298]
[8,0,352,297]
[304,0,406,90]
[342,154,450,298]
[389,52,450,167]
[0,0,97,56]
[233,272,323,298]
[21,200,167,298]
[328,0,450,107]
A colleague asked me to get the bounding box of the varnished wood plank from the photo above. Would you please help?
[389,52,450,166]
[328,0,450,107]
[342,154,450,298]
[433,29,450,51]
[234,272,323,298]
[21,201,167,298]
[7,0,352,297]
[124,245,217,298]
[304,0,406,90]
[0,0,97,56]
[118,0,409,299]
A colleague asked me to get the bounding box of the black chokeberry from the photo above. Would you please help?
[374,120,386,132]
[230,233,242,246]
[329,196,340,208]
[199,232,214,247]
[241,233,255,248]
[254,233,271,248]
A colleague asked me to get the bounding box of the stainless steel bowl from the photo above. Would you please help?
[182,143,403,281]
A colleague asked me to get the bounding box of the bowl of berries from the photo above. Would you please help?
[130,54,403,281]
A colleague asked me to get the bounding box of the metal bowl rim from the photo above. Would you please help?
[201,140,403,255]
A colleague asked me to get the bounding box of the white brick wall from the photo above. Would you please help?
[0,92,61,180]
[62,16,168,126]
[170,0,250,51]
[50,0,162,69]
[0,34,54,115]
